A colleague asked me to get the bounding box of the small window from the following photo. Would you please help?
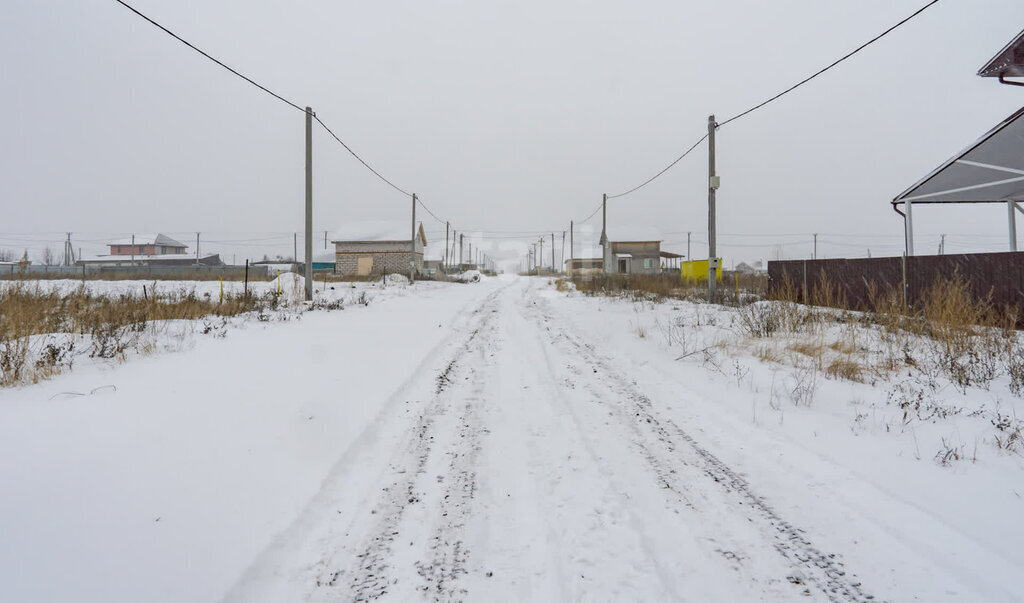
[644,258,654,269]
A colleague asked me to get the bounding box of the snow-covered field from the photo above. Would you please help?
[1,276,1022,601]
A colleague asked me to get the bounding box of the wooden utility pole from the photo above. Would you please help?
[459,234,464,269]
[196,232,200,265]
[551,233,555,273]
[410,193,417,283]
[294,233,297,262]
[707,115,718,301]
[813,233,818,260]
[687,232,691,260]
[304,107,314,300]
[444,222,450,270]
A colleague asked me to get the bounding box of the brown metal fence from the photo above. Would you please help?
[768,252,1024,311]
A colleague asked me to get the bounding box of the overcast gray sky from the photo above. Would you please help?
[2,0,1023,266]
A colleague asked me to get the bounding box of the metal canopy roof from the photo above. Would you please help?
[893,105,1024,207]
[978,28,1024,78]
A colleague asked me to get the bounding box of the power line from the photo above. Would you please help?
[112,0,412,199]
[577,201,604,223]
[312,114,412,198]
[718,0,940,126]
[111,0,304,113]
[607,133,709,200]
[602,0,940,202]
[416,197,446,225]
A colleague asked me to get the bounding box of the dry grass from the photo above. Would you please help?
[573,272,769,305]
[0,282,272,386]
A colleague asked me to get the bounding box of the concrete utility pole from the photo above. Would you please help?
[131,234,135,265]
[459,234,464,269]
[600,193,609,273]
[539,237,544,273]
[410,193,417,283]
[813,233,818,260]
[569,221,574,277]
[551,233,555,273]
[196,232,200,265]
[294,233,298,262]
[324,231,328,250]
[687,232,691,260]
[707,115,719,301]
[303,109,314,299]
[561,231,565,273]
[444,222,450,270]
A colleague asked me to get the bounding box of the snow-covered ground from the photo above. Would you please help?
[1,276,1022,601]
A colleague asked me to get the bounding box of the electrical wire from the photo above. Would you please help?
[577,201,604,224]
[313,114,412,198]
[607,133,709,200]
[111,0,304,113]
[112,0,413,199]
[718,0,940,126]
[416,197,447,225]
[601,0,939,203]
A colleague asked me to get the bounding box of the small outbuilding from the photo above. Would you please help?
[332,221,427,277]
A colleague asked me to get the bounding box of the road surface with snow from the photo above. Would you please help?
[2,276,1021,602]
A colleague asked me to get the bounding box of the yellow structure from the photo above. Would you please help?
[681,259,722,282]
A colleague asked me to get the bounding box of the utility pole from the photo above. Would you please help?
[551,233,555,274]
[294,233,298,262]
[561,231,565,273]
[459,234,464,269]
[707,114,718,301]
[687,232,691,260]
[324,231,327,250]
[304,106,314,300]
[940,234,946,255]
[444,222,450,271]
[569,221,574,277]
[600,193,609,273]
[196,232,200,265]
[410,193,417,283]
[539,237,544,274]
[813,233,818,260]
[131,234,136,266]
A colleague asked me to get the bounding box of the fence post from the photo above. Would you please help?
[802,260,808,304]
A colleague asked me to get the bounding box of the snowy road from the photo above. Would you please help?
[225,279,873,602]
[4,276,1021,602]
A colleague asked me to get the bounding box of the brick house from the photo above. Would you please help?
[332,221,427,277]
[107,234,187,256]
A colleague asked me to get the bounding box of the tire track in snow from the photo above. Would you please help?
[337,290,501,601]
[525,286,876,602]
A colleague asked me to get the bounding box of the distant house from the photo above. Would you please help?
[78,254,223,267]
[607,241,663,274]
[332,221,427,277]
[312,250,336,271]
[565,258,604,277]
[107,234,188,256]
[734,261,765,274]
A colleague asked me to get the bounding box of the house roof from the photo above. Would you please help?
[893,105,1024,206]
[332,221,427,245]
[978,28,1024,78]
[108,233,188,248]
